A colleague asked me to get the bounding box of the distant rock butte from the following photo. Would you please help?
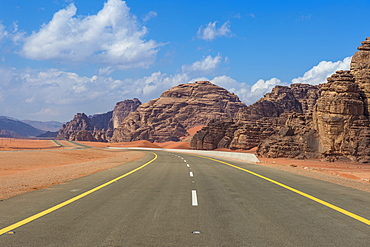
[56,113,93,141]
[111,81,246,143]
[56,98,141,142]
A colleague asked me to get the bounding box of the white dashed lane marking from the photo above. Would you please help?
[192,190,198,206]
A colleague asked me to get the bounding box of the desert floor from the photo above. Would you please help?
[1,139,370,200]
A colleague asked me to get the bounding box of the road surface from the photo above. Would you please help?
[1,150,370,246]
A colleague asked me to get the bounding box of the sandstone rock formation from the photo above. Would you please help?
[56,113,93,141]
[90,111,113,130]
[56,98,141,142]
[257,38,370,162]
[258,69,370,162]
[112,81,246,142]
[194,37,370,163]
[191,83,319,150]
[112,98,141,129]
[351,37,370,115]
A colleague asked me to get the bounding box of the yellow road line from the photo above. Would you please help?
[0,152,158,235]
[197,155,370,226]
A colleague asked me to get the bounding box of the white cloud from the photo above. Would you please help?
[143,11,157,22]
[0,23,8,41]
[0,53,353,122]
[251,78,283,92]
[211,76,286,105]
[292,57,351,85]
[197,21,232,41]
[181,55,222,74]
[21,0,162,71]
[0,66,192,121]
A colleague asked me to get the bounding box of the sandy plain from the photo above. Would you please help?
[1,138,370,200]
[0,140,145,200]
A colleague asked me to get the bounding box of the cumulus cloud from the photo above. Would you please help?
[181,55,222,74]
[0,53,353,121]
[197,21,232,41]
[21,0,162,71]
[292,57,351,85]
[0,66,192,121]
[211,76,286,104]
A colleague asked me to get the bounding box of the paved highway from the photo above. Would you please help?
[1,151,370,246]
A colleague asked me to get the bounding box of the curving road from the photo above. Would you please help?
[1,151,370,246]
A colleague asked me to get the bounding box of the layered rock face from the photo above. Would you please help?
[56,113,94,141]
[56,99,141,142]
[112,81,246,142]
[112,98,141,129]
[258,69,370,162]
[313,71,365,155]
[351,37,370,115]
[257,38,370,162]
[191,83,319,150]
[90,111,113,130]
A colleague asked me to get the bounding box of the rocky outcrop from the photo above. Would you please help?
[56,113,94,140]
[351,37,370,115]
[258,69,370,162]
[90,111,113,130]
[256,113,319,159]
[112,81,246,143]
[191,83,320,150]
[112,98,141,129]
[69,130,96,142]
[190,120,237,150]
[56,99,141,142]
[313,71,365,156]
[257,38,370,162]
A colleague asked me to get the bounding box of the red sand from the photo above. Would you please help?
[79,140,161,148]
[155,141,190,149]
[258,157,370,182]
[186,125,205,135]
[0,149,145,200]
[0,138,60,150]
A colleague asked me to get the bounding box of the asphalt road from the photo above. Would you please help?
[1,150,370,246]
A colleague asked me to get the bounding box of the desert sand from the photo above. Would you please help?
[1,138,370,200]
[0,138,60,150]
[0,145,145,200]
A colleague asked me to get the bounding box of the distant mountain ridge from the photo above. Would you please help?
[21,119,64,132]
[0,116,44,137]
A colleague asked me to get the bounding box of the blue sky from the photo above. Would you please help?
[0,0,369,121]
